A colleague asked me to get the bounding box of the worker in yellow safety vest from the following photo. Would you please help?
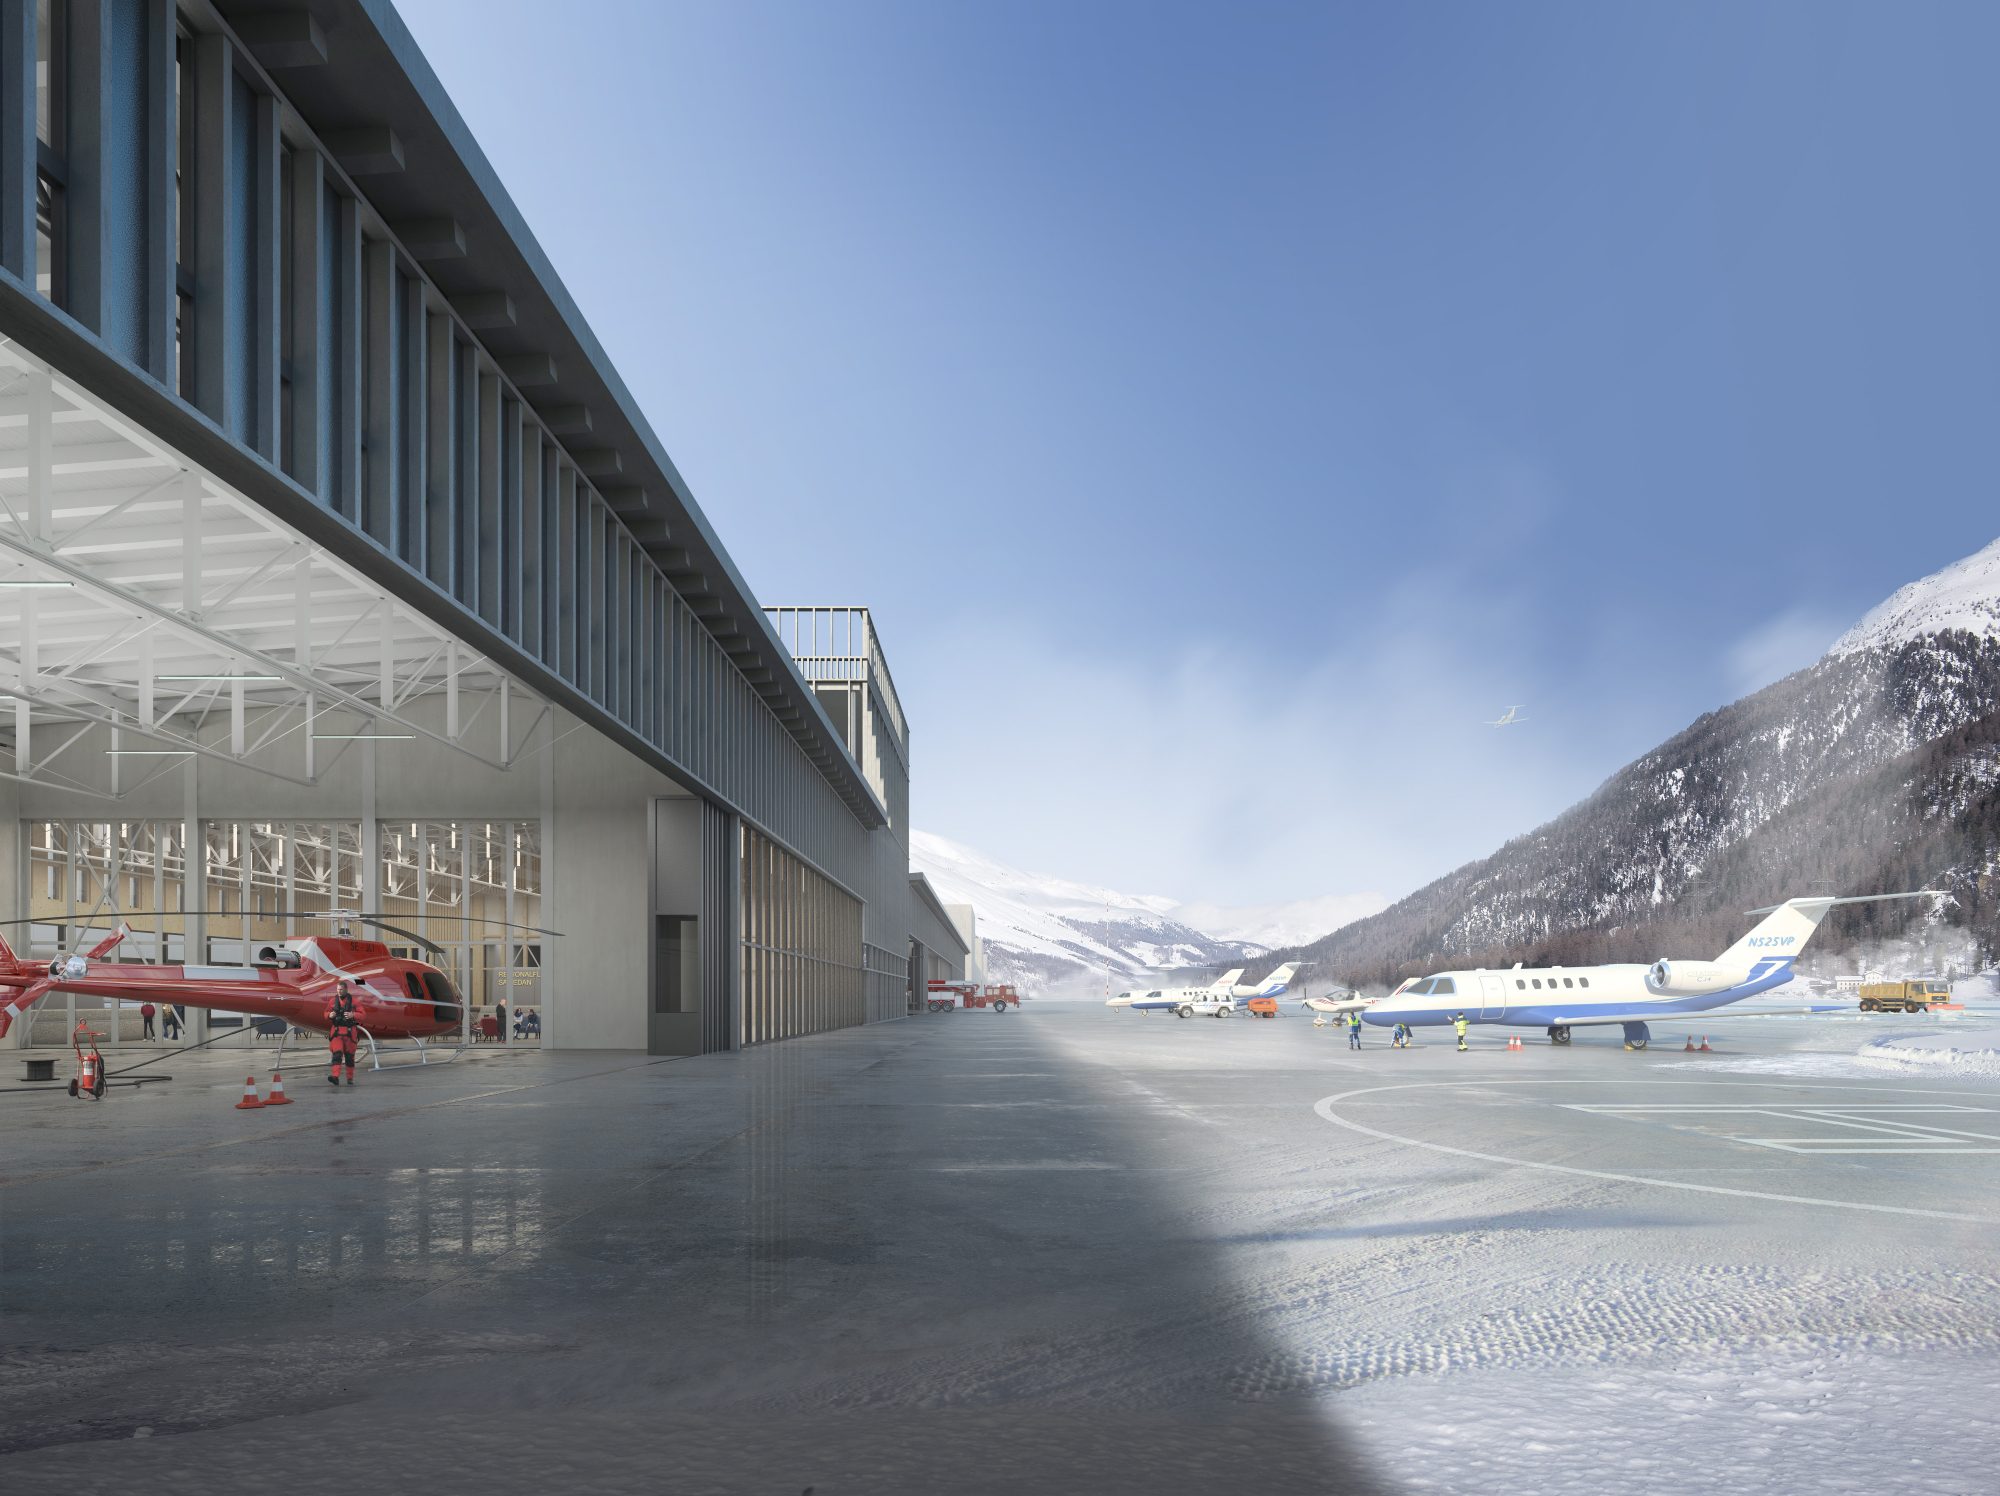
[1454,1013,1469,1052]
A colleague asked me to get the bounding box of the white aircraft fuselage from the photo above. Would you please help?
[1108,963,1299,1014]
[1362,894,1928,1047]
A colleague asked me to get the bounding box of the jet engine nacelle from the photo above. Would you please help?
[1646,959,1735,995]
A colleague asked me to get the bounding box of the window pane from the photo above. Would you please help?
[34,173,61,303]
[36,0,63,149]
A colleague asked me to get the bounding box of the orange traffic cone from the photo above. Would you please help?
[264,1071,292,1106]
[234,1075,264,1110]
[1685,1035,1695,1051]
[1506,1034,1522,1051]
[1698,1036,1712,1052]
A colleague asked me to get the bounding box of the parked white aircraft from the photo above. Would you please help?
[1107,969,1242,1015]
[1302,990,1376,1018]
[1487,705,1526,727]
[1362,893,1934,1049]
[1108,963,1301,1018]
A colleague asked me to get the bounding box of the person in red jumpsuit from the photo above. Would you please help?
[326,981,361,1086]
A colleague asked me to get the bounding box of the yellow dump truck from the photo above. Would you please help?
[1857,979,1953,1013]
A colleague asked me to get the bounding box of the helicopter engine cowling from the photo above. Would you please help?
[1645,959,1736,995]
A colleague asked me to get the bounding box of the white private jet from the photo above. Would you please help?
[1362,892,1936,1049]
[1487,705,1527,727]
[1108,963,1301,1018]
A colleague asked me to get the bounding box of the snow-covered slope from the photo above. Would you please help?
[1167,892,1387,950]
[910,832,1267,989]
[1297,534,2000,986]
[1832,536,2000,655]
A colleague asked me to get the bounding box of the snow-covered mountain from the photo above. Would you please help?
[1832,536,2000,655]
[1168,892,1388,950]
[910,831,1272,990]
[1290,536,2000,987]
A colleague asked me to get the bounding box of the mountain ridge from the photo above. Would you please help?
[1274,533,2000,989]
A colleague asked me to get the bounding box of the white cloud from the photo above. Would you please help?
[1166,891,1388,949]
[1726,608,1843,699]
[904,562,1616,908]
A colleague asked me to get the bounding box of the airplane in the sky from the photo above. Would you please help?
[1108,963,1301,1018]
[1486,705,1527,727]
[1361,892,1932,1049]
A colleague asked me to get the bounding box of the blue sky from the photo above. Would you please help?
[397,0,2000,910]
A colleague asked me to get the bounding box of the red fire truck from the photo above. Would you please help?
[926,979,1022,1013]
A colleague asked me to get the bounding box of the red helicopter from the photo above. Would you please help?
[0,913,545,1045]
[0,923,138,1036]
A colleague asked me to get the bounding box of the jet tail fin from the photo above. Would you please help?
[1254,962,1301,996]
[1212,968,1245,993]
[1720,892,1940,969]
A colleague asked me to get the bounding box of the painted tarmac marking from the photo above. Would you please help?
[929,1161,1122,1172]
[1314,1079,2000,1223]
[1563,1100,2000,1153]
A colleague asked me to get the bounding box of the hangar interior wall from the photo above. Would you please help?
[0,699,702,1051]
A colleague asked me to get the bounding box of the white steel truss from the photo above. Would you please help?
[0,339,543,797]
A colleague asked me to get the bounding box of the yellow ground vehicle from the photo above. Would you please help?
[1858,979,1953,1013]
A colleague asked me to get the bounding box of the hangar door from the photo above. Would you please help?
[650,798,736,1056]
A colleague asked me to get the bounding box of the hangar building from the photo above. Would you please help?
[0,0,966,1053]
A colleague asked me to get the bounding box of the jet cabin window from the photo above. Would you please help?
[1515,979,1526,990]
[1563,978,1574,989]
[1579,977,1589,988]
[1531,978,1543,989]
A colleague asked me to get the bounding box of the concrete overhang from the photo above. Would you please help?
[909,873,971,959]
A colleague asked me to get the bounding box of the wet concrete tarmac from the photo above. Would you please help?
[2,1006,1996,1494]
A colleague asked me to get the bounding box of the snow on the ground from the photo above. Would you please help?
[1857,1032,2000,1077]
[1681,1013,2000,1079]
[1337,1346,1999,1496]
[1831,534,2000,655]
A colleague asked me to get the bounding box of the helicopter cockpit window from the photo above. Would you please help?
[421,970,459,1024]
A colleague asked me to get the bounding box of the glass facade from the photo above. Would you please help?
[20,818,542,1048]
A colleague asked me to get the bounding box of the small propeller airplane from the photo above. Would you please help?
[1301,988,1377,1019]
[0,911,559,1047]
[1486,705,1527,727]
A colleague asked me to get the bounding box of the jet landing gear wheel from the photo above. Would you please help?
[1548,1025,1572,1046]
[1621,1021,1652,1052]
[1176,1004,1194,1019]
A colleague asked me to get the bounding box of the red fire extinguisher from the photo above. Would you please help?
[69,1021,106,1100]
